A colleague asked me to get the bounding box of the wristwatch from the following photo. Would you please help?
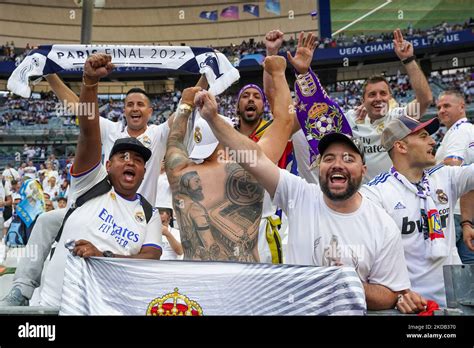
[103,250,115,258]
[178,103,193,112]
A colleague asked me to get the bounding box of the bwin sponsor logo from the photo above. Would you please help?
[18,322,56,341]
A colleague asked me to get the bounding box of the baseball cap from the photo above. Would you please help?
[318,132,365,163]
[381,115,440,151]
[109,137,152,163]
[189,116,234,160]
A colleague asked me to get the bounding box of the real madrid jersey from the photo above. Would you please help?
[39,163,163,307]
[347,107,407,182]
[100,117,170,204]
[361,164,474,306]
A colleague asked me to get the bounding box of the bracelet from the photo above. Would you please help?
[82,75,99,88]
[401,55,416,65]
[460,220,473,228]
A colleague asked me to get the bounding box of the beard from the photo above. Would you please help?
[319,172,362,201]
[190,188,204,201]
[238,108,262,125]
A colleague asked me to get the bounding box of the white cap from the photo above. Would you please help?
[189,115,233,160]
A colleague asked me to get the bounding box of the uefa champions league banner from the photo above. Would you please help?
[60,254,366,315]
[7,45,240,98]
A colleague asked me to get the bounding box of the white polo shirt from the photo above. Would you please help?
[273,169,411,292]
[362,164,474,306]
[347,107,408,182]
[39,163,163,307]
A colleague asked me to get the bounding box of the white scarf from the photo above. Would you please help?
[390,167,448,259]
[8,45,240,98]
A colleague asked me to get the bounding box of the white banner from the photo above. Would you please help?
[8,45,239,97]
[60,254,366,315]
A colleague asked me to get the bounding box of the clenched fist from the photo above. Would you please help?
[263,55,287,76]
[83,53,114,82]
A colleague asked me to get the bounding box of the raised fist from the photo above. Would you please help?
[265,29,284,55]
[83,53,114,80]
[194,90,218,121]
[263,55,287,75]
[181,86,202,107]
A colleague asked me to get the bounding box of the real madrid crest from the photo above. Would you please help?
[110,192,116,200]
[194,127,202,143]
[436,189,448,204]
[135,211,145,223]
[141,135,152,148]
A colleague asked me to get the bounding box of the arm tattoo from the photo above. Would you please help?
[166,108,192,172]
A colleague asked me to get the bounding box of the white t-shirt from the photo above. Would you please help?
[39,163,163,307]
[435,118,473,165]
[273,169,410,292]
[0,181,11,215]
[160,226,183,260]
[361,164,474,306]
[99,118,170,204]
[347,107,408,182]
[435,118,473,214]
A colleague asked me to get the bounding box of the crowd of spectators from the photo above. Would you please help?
[0,68,472,131]
[2,19,473,64]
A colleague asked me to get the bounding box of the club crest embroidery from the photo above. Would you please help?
[140,135,152,148]
[296,73,317,97]
[146,288,203,316]
[194,127,202,143]
[135,211,145,223]
[436,189,448,204]
[305,103,343,140]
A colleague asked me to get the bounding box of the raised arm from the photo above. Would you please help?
[45,74,79,105]
[264,30,317,135]
[258,56,295,163]
[167,75,207,129]
[393,29,433,118]
[263,29,285,107]
[195,90,280,197]
[73,54,114,174]
[165,87,201,176]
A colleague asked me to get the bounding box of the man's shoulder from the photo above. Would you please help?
[365,171,392,188]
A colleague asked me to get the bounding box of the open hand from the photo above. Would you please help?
[393,29,414,60]
[287,31,318,75]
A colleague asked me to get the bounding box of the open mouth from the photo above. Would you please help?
[329,173,348,184]
[123,168,136,183]
[245,104,257,113]
[130,113,141,121]
[372,103,385,111]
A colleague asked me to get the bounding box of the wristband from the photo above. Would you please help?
[460,220,473,228]
[82,75,99,88]
[401,55,416,65]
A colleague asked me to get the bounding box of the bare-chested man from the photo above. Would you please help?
[165,55,294,262]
